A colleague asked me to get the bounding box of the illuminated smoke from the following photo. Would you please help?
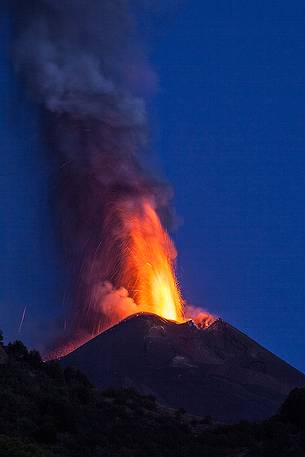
[184,305,216,329]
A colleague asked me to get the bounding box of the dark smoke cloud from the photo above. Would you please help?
[11,1,146,125]
[6,0,171,349]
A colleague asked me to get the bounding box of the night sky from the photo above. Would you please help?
[1,2,304,371]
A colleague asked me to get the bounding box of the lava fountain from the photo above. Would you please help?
[120,198,184,322]
[46,196,186,359]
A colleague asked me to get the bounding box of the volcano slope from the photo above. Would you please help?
[61,313,305,422]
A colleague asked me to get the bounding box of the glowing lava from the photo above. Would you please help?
[47,197,216,360]
[121,198,184,322]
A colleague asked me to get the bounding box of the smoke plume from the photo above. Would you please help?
[6,0,175,351]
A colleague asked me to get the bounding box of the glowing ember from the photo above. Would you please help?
[121,198,184,322]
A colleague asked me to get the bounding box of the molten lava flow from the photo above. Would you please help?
[121,198,184,322]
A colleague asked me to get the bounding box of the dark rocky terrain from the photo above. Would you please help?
[62,313,305,422]
[1,332,305,457]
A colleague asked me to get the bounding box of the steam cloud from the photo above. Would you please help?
[7,0,171,348]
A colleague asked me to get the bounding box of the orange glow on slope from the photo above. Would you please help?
[121,198,184,322]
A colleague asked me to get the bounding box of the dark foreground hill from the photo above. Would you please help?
[62,313,305,422]
[1,336,305,457]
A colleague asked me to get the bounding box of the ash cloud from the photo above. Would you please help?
[6,0,171,349]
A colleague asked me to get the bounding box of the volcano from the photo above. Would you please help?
[61,313,305,423]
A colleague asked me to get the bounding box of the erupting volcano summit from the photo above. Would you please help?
[8,1,210,355]
[61,312,305,423]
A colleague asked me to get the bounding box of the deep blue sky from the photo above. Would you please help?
[1,2,305,370]
[0,13,65,349]
[150,1,305,371]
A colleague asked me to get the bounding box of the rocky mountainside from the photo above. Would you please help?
[62,313,305,422]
